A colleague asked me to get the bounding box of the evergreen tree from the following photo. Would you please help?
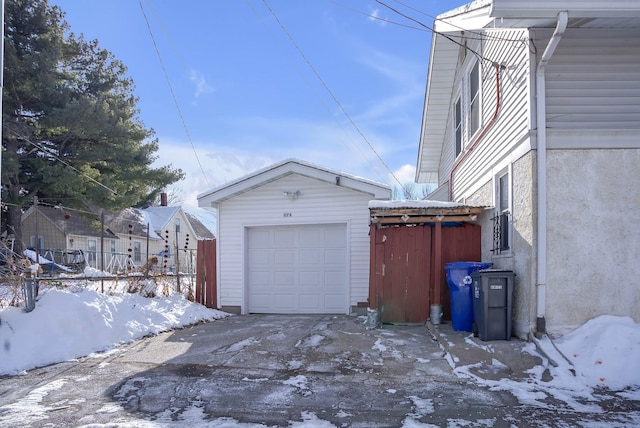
[2,0,184,251]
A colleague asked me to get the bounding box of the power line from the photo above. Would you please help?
[326,0,429,32]
[4,126,119,196]
[374,0,491,64]
[261,0,407,192]
[138,0,210,189]
[243,0,390,185]
[377,0,532,56]
[388,0,527,44]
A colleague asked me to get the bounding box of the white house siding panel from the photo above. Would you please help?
[546,149,640,335]
[446,29,531,200]
[217,173,374,313]
[541,29,640,129]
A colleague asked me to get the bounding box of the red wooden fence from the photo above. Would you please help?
[195,239,217,308]
[369,223,480,324]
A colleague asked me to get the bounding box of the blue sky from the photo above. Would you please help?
[50,0,466,207]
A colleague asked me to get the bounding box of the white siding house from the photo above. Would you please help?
[197,159,391,315]
[141,206,200,272]
[416,0,640,338]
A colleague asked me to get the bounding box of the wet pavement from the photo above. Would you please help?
[0,314,638,427]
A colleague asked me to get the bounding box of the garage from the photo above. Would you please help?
[247,224,347,313]
[197,159,391,315]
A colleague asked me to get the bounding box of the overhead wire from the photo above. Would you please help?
[388,0,528,44]
[4,126,119,196]
[326,0,429,32]
[138,0,210,189]
[243,1,390,185]
[374,0,492,64]
[261,0,407,192]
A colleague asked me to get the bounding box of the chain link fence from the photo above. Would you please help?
[1,201,209,311]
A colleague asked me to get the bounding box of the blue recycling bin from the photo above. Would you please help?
[445,261,493,331]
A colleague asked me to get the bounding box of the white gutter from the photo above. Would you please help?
[535,11,568,334]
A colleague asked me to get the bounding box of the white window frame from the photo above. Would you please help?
[30,236,44,251]
[453,59,482,159]
[133,241,142,263]
[454,95,463,157]
[492,168,512,256]
[87,239,97,263]
[468,60,481,138]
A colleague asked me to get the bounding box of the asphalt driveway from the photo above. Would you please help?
[0,314,635,427]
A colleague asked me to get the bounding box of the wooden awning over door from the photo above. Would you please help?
[370,204,484,226]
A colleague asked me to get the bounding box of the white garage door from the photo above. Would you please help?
[247,224,347,314]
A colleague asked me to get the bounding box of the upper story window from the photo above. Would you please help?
[469,61,480,136]
[175,217,181,233]
[455,98,463,157]
[454,59,482,158]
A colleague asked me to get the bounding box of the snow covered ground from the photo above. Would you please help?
[1,267,639,427]
[0,272,230,376]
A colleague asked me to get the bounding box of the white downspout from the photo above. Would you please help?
[535,11,568,334]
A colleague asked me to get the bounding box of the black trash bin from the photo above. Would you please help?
[471,269,515,341]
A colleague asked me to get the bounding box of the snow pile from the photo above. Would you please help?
[552,315,640,390]
[0,287,229,375]
[453,315,640,412]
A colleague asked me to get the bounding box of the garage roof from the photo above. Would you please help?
[197,159,391,206]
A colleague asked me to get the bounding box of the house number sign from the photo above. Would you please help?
[283,213,292,217]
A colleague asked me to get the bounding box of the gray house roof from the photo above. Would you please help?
[102,208,154,239]
[142,206,182,237]
[185,212,215,240]
[23,205,215,243]
[24,205,117,239]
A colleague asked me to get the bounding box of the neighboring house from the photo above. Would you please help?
[197,159,391,315]
[141,205,200,272]
[185,212,216,240]
[22,203,214,274]
[102,208,165,272]
[415,0,640,338]
[21,205,117,272]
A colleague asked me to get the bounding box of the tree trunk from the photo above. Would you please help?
[6,205,24,256]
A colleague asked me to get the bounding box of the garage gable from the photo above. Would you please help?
[197,158,390,207]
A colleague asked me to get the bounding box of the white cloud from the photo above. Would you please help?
[189,69,214,98]
[368,7,387,27]
[389,164,433,199]
[152,139,275,209]
[391,163,417,184]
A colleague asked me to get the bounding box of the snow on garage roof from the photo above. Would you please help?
[368,200,473,209]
